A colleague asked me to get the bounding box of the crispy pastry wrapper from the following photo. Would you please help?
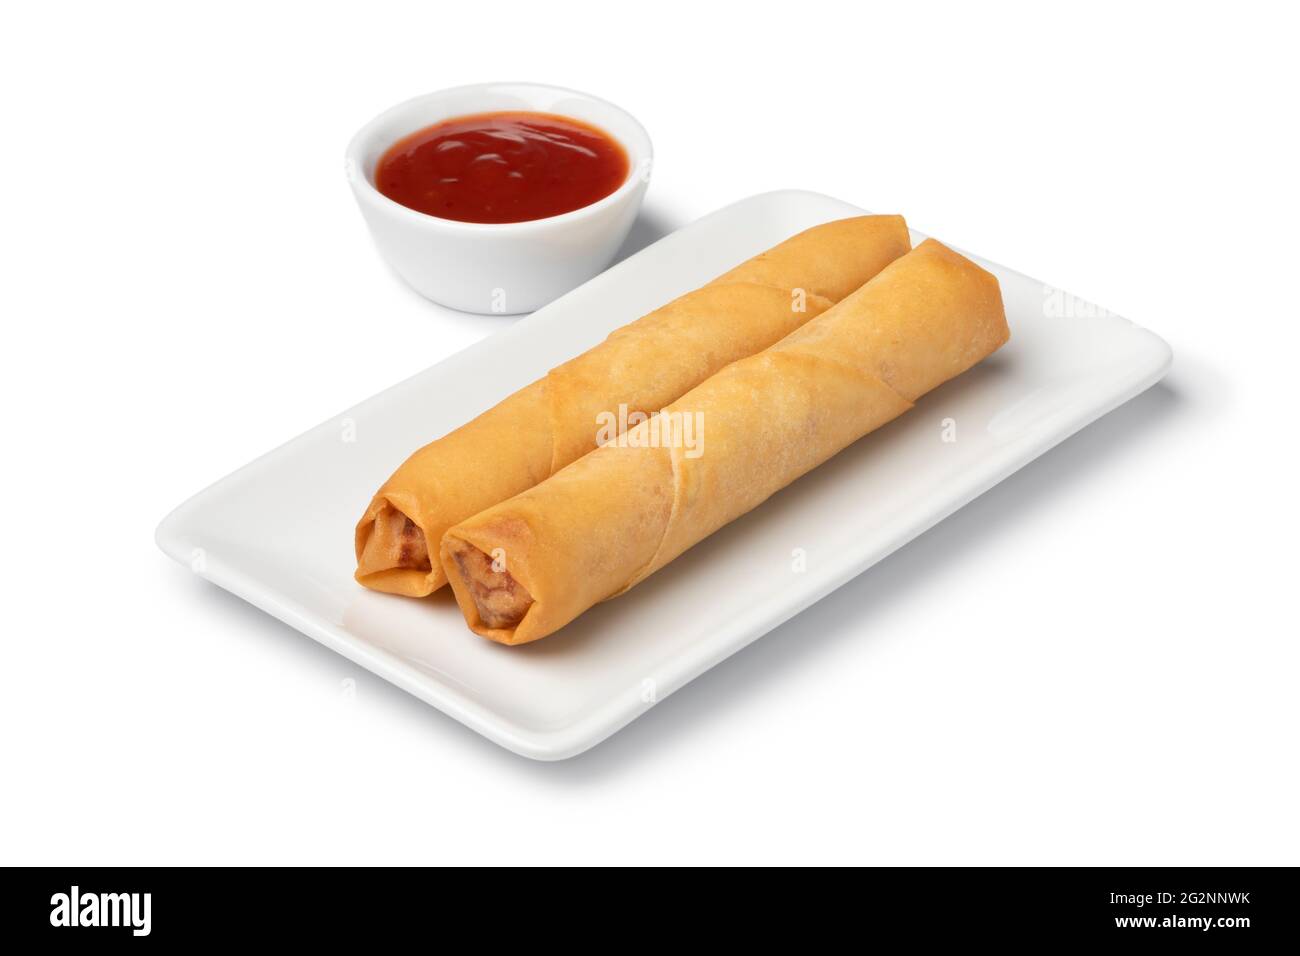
[442,240,1010,644]
[356,215,912,595]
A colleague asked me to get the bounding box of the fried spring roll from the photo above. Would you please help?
[442,240,1009,644]
[355,215,912,596]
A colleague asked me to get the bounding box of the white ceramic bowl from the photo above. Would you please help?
[345,82,652,314]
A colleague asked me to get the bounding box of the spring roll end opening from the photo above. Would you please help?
[443,536,535,637]
[354,500,443,596]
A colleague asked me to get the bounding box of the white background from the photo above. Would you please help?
[2,1,1296,865]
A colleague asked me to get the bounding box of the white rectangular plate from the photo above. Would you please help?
[157,190,1172,760]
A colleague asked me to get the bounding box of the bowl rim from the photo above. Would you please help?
[344,81,653,234]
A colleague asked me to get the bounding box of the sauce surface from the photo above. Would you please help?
[375,111,629,224]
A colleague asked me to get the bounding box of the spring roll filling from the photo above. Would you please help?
[358,504,431,574]
[447,540,534,629]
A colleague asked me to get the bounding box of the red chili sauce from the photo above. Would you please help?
[374,111,630,224]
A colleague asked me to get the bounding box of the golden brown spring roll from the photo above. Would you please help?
[356,215,912,596]
[442,239,1009,644]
